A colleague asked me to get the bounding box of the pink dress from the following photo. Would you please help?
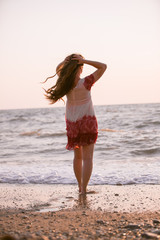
[66,74,98,150]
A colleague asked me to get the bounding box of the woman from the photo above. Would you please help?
[44,54,107,194]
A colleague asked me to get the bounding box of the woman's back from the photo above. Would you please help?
[66,78,91,106]
[66,75,95,122]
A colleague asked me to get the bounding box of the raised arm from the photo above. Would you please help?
[72,56,107,82]
[83,59,107,82]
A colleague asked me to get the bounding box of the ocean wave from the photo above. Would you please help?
[20,130,66,138]
[10,116,27,122]
[136,121,160,128]
[136,124,147,128]
[151,121,160,125]
[0,173,159,185]
[99,128,123,132]
[38,147,65,154]
[131,147,160,156]
[38,132,66,138]
[20,130,41,136]
[95,146,118,152]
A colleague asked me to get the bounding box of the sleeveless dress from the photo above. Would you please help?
[66,74,98,150]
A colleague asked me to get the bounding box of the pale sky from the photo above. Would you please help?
[0,0,160,110]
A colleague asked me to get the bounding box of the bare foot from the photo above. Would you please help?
[79,190,97,195]
[79,191,86,195]
[79,188,86,195]
[86,190,97,194]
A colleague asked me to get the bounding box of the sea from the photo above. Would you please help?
[0,103,160,186]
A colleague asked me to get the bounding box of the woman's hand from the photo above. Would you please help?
[71,55,85,65]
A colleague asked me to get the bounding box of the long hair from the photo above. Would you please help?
[44,54,83,104]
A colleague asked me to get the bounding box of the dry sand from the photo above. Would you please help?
[0,184,160,239]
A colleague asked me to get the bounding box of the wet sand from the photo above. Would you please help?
[0,184,160,239]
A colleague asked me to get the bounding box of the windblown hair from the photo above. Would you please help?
[44,54,83,104]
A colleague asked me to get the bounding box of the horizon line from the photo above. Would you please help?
[0,102,159,111]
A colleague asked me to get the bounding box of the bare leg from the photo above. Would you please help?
[73,147,82,192]
[81,144,94,194]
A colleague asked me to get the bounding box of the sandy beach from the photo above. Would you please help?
[0,184,160,239]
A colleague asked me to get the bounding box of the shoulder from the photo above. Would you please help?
[83,74,95,91]
[74,78,84,89]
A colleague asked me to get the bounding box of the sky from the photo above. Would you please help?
[0,0,160,109]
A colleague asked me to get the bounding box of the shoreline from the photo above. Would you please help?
[1,184,160,239]
[0,183,160,212]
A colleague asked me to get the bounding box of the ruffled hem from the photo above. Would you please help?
[66,132,98,150]
[66,115,98,138]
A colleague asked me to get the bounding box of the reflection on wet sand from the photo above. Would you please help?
[74,191,98,209]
